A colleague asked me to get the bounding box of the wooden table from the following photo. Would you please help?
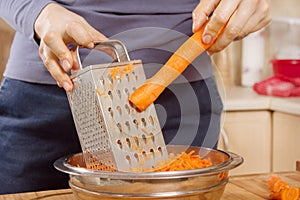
[0,172,299,200]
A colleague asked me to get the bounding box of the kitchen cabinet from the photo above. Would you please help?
[218,111,272,175]
[272,111,300,172]
[218,86,300,175]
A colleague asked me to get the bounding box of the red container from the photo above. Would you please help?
[271,59,300,78]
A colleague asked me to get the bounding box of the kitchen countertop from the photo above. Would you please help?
[222,86,300,115]
[1,172,299,200]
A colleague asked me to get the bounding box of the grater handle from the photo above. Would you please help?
[74,40,131,70]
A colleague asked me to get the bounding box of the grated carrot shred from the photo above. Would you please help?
[109,64,133,80]
[267,174,300,200]
[153,150,212,172]
[87,151,212,172]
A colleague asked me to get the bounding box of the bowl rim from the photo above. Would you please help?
[54,145,243,180]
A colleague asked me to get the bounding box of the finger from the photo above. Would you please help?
[82,21,108,42]
[70,47,81,71]
[251,13,272,34]
[39,42,73,91]
[237,1,271,39]
[192,0,221,33]
[42,31,74,72]
[203,0,241,44]
[65,21,107,49]
[207,0,258,54]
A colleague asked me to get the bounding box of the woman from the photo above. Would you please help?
[0,0,271,194]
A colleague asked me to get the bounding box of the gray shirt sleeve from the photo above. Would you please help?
[0,0,54,39]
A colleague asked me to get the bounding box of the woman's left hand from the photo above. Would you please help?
[192,0,271,55]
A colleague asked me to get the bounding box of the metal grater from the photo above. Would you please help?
[67,40,168,172]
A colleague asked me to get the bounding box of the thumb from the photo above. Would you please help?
[192,0,220,33]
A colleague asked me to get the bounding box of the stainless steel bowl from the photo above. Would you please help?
[54,145,243,200]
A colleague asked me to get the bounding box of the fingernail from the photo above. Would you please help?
[62,59,71,72]
[192,22,195,33]
[56,81,62,88]
[192,13,196,32]
[63,82,72,91]
[87,42,94,49]
[203,34,212,44]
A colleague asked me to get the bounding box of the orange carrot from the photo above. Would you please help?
[89,151,212,172]
[153,150,212,172]
[267,174,300,200]
[110,64,133,80]
[129,20,226,111]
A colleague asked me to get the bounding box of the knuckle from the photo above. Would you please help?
[265,15,272,25]
[226,25,242,40]
[66,21,78,29]
[43,58,54,69]
[257,0,271,22]
[261,0,270,11]
[42,57,57,71]
[38,46,44,58]
[212,11,228,26]
[239,31,248,38]
[207,12,228,35]
[43,31,57,42]
[192,10,197,20]
[211,44,226,54]
[57,51,69,60]
[78,16,87,23]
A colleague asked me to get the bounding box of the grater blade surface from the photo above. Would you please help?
[67,41,168,172]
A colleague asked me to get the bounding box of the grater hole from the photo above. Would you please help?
[150,132,155,142]
[125,121,130,131]
[108,107,114,118]
[142,134,147,144]
[150,148,155,157]
[116,106,122,115]
[124,88,130,97]
[131,103,137,111]
[117,76,121,83]
[149,116,154,126]
[132,87,137,91]
[126,155,131,165]
[142,151,146,158]
[108,90,113,100]
[125,73,130,81]
[126,138,131,148]
[117,123,123,133]
[157,146,163,156]
[134,153,139,162]
[134,136,139,147]
[132,71,138,81]
[98,78,105,85]
[141,118,147,127]
[117,139,122,149]
[125,104,130,114]
[117,90,122,99]
[133,119,139,127]
[108,75,113,84]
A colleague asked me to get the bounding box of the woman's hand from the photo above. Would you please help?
[35,3,107,91]
[192,0,271,55]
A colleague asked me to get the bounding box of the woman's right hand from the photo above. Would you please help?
[34,3,108,91]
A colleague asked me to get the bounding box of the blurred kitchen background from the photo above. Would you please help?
[212,0,300,87]
[0,0,299,175]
